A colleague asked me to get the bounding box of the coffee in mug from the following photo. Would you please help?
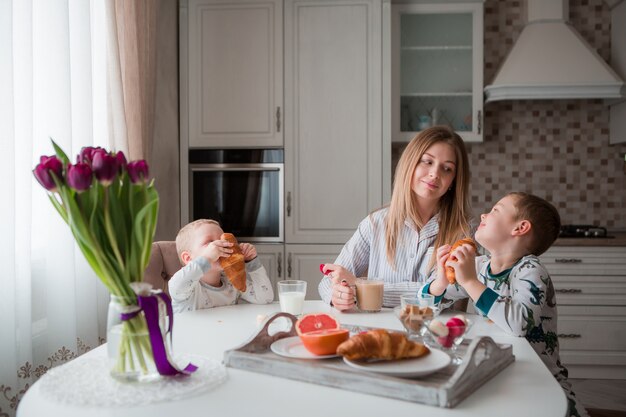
[355,279,384,313]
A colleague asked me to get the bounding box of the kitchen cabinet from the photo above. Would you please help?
[284,0,383,244]
[540,246,626,379]
[255,243,285,300]
[183,0,283,148]
[257,244,343,301]
[383,0,484,143]
[284,244,344,301]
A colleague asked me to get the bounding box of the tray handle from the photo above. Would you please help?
[233,312,299,353]
[444,336,513,389]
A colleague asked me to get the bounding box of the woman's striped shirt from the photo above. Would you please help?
[318,207,439,307]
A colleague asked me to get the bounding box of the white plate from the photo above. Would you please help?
[343,348,451,378]
[270,336,339,360]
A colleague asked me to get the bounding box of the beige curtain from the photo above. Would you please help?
[106,0,181,240]
[106,0,158,161]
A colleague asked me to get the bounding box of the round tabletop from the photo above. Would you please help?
[18,301,567,417]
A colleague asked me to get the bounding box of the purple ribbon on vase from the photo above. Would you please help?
[121,291,198,376]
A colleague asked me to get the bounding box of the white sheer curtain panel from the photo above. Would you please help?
[0,1,113,416]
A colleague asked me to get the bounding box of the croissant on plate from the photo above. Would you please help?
[218,233,246,292]
[336,329,430,361]
[445,238,478,284]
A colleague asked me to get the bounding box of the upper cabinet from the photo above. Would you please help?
[186,0,283,148]
[384,1,484,143]
[284,0,383,244]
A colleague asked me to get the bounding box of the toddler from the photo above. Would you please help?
[421,192,588,417]
[168,219,274,313]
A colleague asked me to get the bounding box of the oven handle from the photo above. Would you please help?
[190,163,283,172]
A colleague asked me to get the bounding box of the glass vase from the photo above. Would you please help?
[106,295,170,382]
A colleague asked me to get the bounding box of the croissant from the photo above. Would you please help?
[445,238,478,284]
[336,329,429,361]
[218,233,246,292]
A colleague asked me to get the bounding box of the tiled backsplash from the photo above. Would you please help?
[393,0,626,230]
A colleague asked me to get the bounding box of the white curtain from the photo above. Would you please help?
[0,1,118,416]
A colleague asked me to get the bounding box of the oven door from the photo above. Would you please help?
[189,163,283,242]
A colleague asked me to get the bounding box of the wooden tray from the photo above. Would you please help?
[223,312,515,408]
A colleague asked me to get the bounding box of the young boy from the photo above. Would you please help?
[421,192,588,417]
[169,219,274,313]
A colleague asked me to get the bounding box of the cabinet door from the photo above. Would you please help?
[284,244,344,300]
[187,0,283,148]
[284,0,382,244]
[255,243,285,300]
[388,2,484,143]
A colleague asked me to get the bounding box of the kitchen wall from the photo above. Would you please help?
[393,0,626,230]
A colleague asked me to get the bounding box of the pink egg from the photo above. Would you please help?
[438,335,454,348]
[453,314,468,326]
[446,317,466,338]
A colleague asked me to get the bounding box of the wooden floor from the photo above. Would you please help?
[570,379,626,413]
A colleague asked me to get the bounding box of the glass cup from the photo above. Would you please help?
[278,280,307,316]
[425,317,473,365]
[395,294,435,340]
[355,278,384,313]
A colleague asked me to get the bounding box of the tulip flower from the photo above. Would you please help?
[127,160,149,184]
[32,155,63,192]
[33,139,161,379]
[115,151,127,173]
[67,163,93,191]
[79,146,105,165]
[92,151,117,186]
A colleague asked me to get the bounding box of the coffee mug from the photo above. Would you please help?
[355,278,384,313]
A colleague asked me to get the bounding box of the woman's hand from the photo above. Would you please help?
[428,244,451,296]
[323,264,357,311]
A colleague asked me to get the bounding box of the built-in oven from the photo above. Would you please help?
[189,149,283,242]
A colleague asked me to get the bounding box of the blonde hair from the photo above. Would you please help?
[175,219,221,262]
[507,192,561,256]
[385,126,471,269]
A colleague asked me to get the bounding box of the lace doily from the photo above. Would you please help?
[38,355,228,407]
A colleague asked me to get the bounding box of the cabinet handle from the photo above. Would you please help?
[276,106,281,132]
[558,334,582,339]
[287,191,292,217]
[477,110,482,134]
[287,253,292,278]
[555,289,582,294]
[277,252,282,278]
[555,258,582,263]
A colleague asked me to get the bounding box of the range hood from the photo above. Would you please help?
[484,0,624,102]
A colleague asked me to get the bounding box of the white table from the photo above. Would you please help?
[18,301,567,417]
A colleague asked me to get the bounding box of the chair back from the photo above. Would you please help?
[144,241,181,295]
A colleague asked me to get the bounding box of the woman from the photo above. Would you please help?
[318,126,472,310]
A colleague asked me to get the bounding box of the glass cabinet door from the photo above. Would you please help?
[391,2,483,142]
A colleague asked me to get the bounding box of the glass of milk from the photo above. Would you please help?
[278,280,307,316]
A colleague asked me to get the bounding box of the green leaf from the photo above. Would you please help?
[50,138,70,165]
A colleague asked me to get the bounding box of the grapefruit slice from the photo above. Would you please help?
[299,328,350,356]
[295,313,340,336]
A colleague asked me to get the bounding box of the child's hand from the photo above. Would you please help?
[446,243,477,287]
[240,243,257,262]
[199,239,233,263]
[428,245,451,296]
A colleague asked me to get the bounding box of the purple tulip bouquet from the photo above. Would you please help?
[33,140,162,380]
